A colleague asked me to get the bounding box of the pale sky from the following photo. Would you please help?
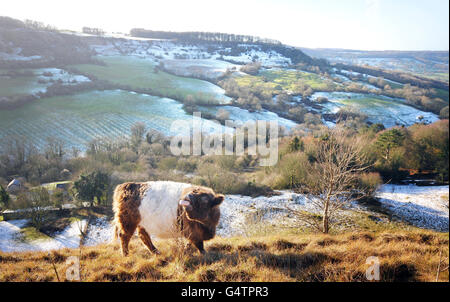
[1,0,449,51]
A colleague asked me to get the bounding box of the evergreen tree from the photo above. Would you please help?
[73,171,110,207]
[0,185,10,211]
[375,129,405,161]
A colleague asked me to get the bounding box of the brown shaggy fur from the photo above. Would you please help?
[113,182,149,256]
[177,186,223,253]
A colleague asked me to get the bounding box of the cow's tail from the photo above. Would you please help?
[114,225,119,241]
[112,182,143,242]
[112,183,128,242]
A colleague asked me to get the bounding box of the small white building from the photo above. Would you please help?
[6,178,21,193]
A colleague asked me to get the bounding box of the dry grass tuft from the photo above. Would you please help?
[0,229,448,282]
[273,239,307,251]
[237,241,268,252]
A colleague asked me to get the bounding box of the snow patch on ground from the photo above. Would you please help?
[83,217,114,247]
[0,219,35,253]
[376,184,449,232]
[161,59,241,80]
[221,49,291,67]
[36,68,90,85]
[217,191,313,237]
[0,220,87,253]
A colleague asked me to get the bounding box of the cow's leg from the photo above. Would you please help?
[192,240,205,254]
[119,232,133,257]
[137,226,160,255]
[119,222,138,257]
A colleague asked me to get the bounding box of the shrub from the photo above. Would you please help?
[337,106,368,122]
[315,96,329,103]
[234,155,255,171]
[14,188,51,230]
[158,157,178,171]
[51,189,64,210]
[356,172,383,197]
[215,156,237,171]
[194,162,270,196]
[240,62,262,75]
[72,171,110,207]
[439,106,449,119]
[272,152,310,189]
[175,158,197,173]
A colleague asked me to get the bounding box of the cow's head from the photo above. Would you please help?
[179,188,224,225]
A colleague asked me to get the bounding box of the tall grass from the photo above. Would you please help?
[1,230,447,282]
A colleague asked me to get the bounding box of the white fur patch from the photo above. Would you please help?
[179,200,190,206]
[138,181,191,238]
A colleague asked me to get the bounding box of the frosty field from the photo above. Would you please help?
[71,55,232,105]
[311,92,440,128]
[0,68,90,97]
[160,58,241,80]
[0,89,230,151]
[197,104,298,130]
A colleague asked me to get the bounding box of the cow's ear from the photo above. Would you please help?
[210,194,224,207]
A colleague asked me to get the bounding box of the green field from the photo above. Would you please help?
[71,56,231,105]
[0,72,47,97]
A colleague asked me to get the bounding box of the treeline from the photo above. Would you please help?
[335,63,449,91]
[261,119,449,193]
[130,28,281,44]
[82,27,105,36]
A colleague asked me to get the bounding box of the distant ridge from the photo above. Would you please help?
[130,28,281,45]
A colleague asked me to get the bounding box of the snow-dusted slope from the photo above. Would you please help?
[83,217,114,247]
[221,47,292,66]
[90,40,292,67]
[376,184,449,232]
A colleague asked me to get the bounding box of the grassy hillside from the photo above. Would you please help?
[0,17,94,68]
[1,229,447,282]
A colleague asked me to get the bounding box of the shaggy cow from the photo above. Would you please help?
[113,181,224,256]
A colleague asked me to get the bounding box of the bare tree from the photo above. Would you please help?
[290,127,371,233]
[130,122,147,153]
